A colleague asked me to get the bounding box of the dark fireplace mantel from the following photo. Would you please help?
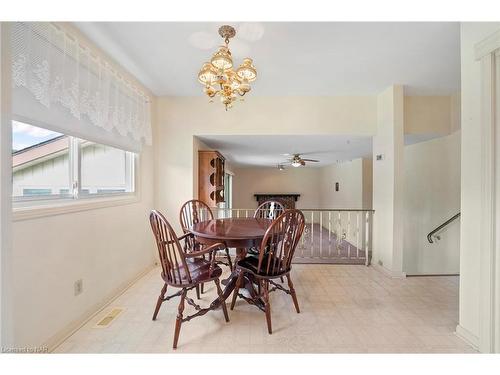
[254,194,300,209]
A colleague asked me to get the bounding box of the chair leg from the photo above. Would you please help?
[201,283,204,294]
[230,271,244,310]
[280,276,284,283]
[152,283,167,320]
[224,248,233,270]
[262,280,272,334]
[195,285,201,300]
[173,288,187,349]
[214,278,230,322]
[286,274,300,314]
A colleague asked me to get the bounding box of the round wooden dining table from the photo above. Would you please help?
[190,217,272,302]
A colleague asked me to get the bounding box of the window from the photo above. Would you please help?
[12,121,136,204]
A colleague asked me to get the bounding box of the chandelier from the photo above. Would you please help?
[197,25,257,110]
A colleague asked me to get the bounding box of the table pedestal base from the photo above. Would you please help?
[216,248,265,310]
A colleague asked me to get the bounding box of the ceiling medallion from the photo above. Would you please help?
[197,25,257,111]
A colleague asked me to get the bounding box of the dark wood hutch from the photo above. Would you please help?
[198,150,225,207]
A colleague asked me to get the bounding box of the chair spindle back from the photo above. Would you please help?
[180,199,214,233]
[150,210,192,285]
[253,200,286,220]
[256,209,305,276]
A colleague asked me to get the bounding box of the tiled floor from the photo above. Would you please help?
[53,265,477,353]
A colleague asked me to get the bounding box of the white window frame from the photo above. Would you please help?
[12,128,139,220]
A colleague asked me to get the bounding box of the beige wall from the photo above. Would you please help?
[404,95,459,135]
[4,22,157,348]
[156,96,378,231]
[319,159,368,209]
[403,130,461,275]
[458,22,500,349]
[232,157,372,211]
[156,94,457,251]
[362,158,373,209]
[10,143,156,348]
[232,166,321,209]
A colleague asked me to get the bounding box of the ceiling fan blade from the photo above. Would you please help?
[301,159,319,162]
[300,160,306,166]
[295,152,322,156]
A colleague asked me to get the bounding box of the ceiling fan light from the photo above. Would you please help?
[291,161,302,167]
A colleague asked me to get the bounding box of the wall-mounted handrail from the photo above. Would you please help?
[427,212,461,243]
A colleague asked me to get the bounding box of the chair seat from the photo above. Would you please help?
[162,258,222,286]
[236,255,288,277]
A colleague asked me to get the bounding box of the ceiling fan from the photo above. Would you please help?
[282,153,320,168]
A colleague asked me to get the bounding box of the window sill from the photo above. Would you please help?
[12,194,140,221]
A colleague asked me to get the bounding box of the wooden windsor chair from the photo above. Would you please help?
[248,200,286,256]
[230,209,305,334]
[150,210,230,349]
[180,199,233,269]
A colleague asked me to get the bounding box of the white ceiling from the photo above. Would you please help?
[198,134,442,168]
[74,22,460,97]
[198,135,372,168]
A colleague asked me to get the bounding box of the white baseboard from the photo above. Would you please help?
[455,324,480,350]
[46,263,157,353]
[372,263,407,279]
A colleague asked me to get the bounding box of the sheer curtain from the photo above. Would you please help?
[11,22,152,152]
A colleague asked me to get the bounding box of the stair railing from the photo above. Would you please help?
[427,212,461,243]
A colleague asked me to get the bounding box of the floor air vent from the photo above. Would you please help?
[95,308,123,328]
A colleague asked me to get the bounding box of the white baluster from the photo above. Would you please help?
[319,211,323,258]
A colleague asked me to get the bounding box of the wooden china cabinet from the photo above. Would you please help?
[198,150,225,207]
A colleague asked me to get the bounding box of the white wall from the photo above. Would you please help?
[403,131,461,275]
[319,158,371,209]
[232,166,321,209]
[372,85,405,276]
[458,22,500,349]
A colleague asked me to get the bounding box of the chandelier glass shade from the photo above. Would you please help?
[198,25,257,110]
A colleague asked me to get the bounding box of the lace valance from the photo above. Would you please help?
[11,22,152,150]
